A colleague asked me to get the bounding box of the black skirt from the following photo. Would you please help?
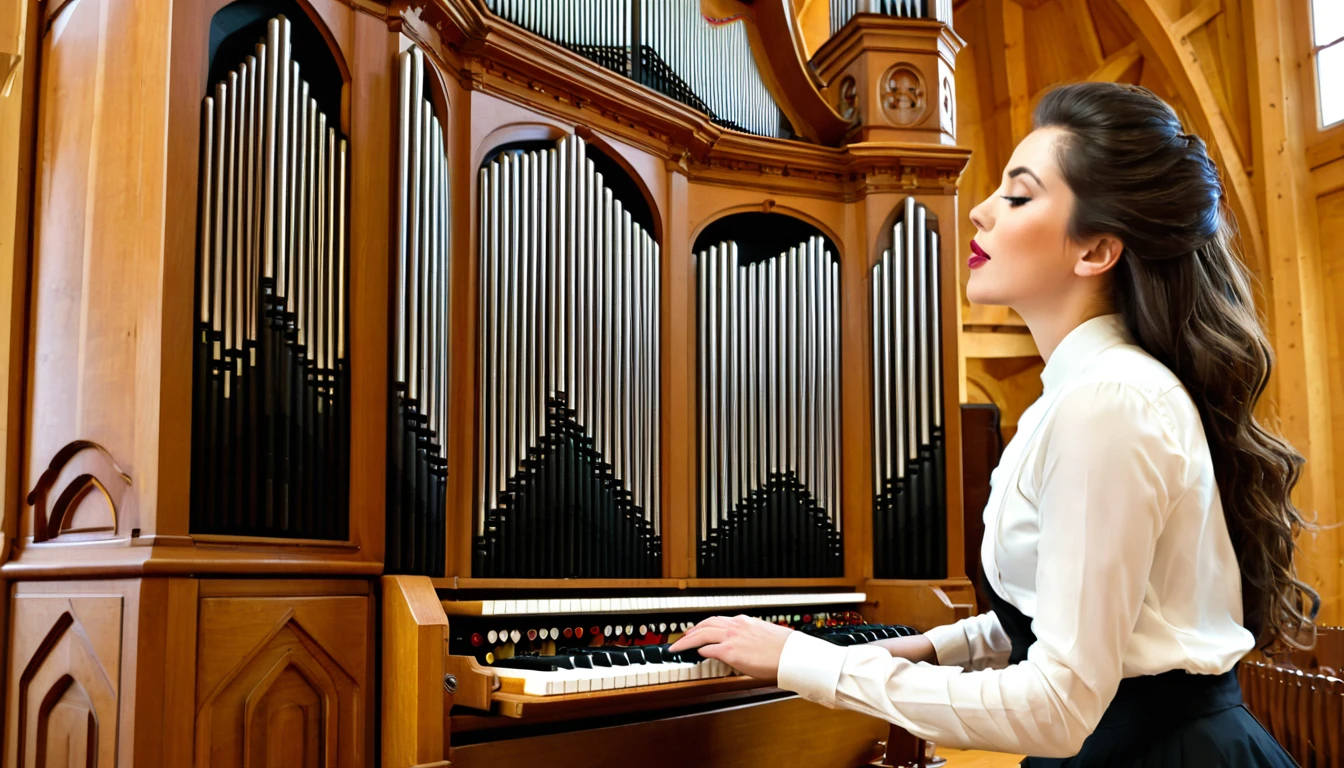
[981,573,1297,767]
[1020,668,1296,767]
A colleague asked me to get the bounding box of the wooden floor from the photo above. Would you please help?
[937,747,1025,767]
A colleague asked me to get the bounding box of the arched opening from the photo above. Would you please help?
[692,211,843,579]
[692,211,840,265]
[208,0,346,124]
[480,136,658,239]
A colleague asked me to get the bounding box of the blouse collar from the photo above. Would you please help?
[1040,314,1130,392]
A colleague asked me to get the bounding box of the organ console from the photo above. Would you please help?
[2,0,976,766]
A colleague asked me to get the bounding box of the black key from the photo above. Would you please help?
[493,654,575,671]
[671,646,704,663]
[571,648,617,666]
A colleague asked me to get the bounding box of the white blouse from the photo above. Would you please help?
[777,314,1255,758]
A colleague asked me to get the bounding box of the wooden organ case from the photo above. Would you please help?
[1,0,972,766]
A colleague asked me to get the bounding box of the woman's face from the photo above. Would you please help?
[966,127,1084,311]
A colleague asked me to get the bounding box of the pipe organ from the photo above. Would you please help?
[697,236,844,578]
[191,15,350,540]
[474,135,662,579]
[872,197,948,579]
[4,0,970,766]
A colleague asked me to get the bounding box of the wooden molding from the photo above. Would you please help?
[0,542,384,578]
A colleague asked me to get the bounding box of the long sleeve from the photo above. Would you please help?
[778,382,1185,757]
[923,612,1012,671]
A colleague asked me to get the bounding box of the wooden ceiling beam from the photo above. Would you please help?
[1114,0,1264,264]
[1171,0,1224,41]
[1070,0,1106,70]
[1086,41,1142,83]
[1000,0,1032,142]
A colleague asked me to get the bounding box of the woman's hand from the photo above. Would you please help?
[668,615,794,683]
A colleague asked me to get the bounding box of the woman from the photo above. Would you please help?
[669,82,1317,765]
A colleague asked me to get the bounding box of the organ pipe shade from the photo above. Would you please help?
[387,45,450,576]
[483,0,786,138]
[697,236,844,578]
[191,15,350,540]
[830,0,954,34]
[474,135,662,578]
[871,196,947,579]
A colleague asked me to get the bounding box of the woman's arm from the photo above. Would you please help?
[770,383,1180,757]
[872,613,1011,671]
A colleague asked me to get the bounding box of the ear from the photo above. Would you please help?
[1074,235,1124,278]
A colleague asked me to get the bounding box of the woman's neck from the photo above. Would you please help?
[1018,299,1116,364]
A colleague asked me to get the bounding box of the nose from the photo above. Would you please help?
[969,196,991,234]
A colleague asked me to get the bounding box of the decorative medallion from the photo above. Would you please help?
[881,64,927,127]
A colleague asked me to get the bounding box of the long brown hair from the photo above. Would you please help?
[1034,82,1318,650]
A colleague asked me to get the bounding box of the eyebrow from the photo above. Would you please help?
[1008,166,1045,189]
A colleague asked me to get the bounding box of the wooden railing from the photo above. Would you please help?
[1239,627,1344,767]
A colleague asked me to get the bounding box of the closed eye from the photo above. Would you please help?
[1001,196,1031,208]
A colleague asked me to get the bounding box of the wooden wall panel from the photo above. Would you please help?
[194,592,371,768]
[447,696,888,768]
[1314,185,1344,623]
[4,588,123,768]
[23,0,175,541]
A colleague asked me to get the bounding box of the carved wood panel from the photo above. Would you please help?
[4,592,122,768]
[194,596,369,768]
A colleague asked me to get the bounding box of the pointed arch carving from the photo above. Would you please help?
[9,597,123,768]
[26,440,130,542]
[194,597,368,768]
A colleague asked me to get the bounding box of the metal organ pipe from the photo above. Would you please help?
[192,15,349,541]
[474,136,661,579]
[696,236,843,578]
[871,197,947,579]
[386,46,450,576]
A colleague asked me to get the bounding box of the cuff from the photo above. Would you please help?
[777,631,848,708]
[923,623,970,668]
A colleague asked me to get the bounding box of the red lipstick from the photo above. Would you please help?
[969,240,990,270]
